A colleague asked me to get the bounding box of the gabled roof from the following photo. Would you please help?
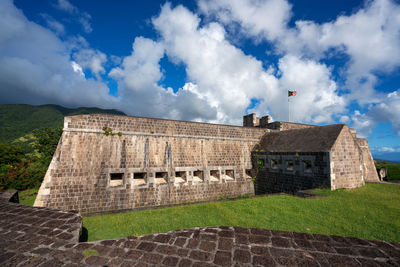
[258,124,345,152]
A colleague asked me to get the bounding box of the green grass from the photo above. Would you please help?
[83,183,400,242]
[19,188,38,206]
[82,249,99,258]
[376,163,400,181]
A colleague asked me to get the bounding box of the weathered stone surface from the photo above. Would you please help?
[2,187,398,266]
[35,114,260,214]
[33,113,377,216]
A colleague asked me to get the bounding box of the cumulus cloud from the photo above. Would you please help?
[1,0,399,143]
[369,90,400,135]
[72,48,107,79]
[199,0,400,134]
[199,1,399,96]
[198,0,292,42]
[109,36,217,121]
[351,89,400,137]
[277,55,345,123]
[0,0,114,108]
[152,3,342,124]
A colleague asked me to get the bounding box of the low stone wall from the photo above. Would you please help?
[44,178,254,215]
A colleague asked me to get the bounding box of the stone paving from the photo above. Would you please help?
[1,191,399,266]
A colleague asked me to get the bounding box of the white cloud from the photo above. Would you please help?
[351,110,376,138]
[350,89,400,137]
[55,0,78,14]
[71,61,84,76]
[198,0,292,42]
[54,0,92,33]
[40,14,65,35]
[370,90,400,135]
[78,12,92,34]
[277,55,345,123]
[110,36,218,121]
[72,48,107,79]
[340,115,350,123]
[0,0,114,108]
[377,147,398,152]
[1,0,399,142]
[199,0,400,104]
[152,3,343,124]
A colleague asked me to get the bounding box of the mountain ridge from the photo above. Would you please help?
[0,104,125,143]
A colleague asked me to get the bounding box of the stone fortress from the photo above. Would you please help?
[34,113,379,214]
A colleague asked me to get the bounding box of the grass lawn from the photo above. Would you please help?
[376,163,400,181]
[18,188,38,206]
[83,183,400,242]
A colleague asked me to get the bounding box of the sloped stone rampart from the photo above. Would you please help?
[357,138,380,182]
[35,114,262,214]
[331,126,364,189]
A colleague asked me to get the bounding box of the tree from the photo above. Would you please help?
[0,127,62,190]
[32,127,62,163]
[0,143,26,165]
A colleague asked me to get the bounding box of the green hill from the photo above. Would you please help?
[0,104,125,143]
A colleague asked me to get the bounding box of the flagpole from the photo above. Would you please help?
[288,96,290,122]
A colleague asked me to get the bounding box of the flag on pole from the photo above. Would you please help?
[288,90,297,97]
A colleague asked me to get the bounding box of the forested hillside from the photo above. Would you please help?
[0,104,125,143]
[0,104,125,190]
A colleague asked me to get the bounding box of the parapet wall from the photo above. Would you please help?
[35,114,265,214]
[66,114,266,139]
[265,121,317,131]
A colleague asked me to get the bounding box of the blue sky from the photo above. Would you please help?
[1,0,400,160]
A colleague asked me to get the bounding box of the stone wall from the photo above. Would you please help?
[254,152,330,194]
[265,121,316,131]
[330,126,364,189]
[356,138,380,182]
[35,114,265,214]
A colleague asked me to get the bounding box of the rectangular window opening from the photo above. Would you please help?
[209,170,219,182]
[175,171,186,184]
[225,170,234,180]
[245,169,253,179]
[303,160,313,173]
[133,172,147,186]
[109,173,123,187]
[286,160,294,171]
[271,159,278,169]
[155,172,168,184]
[193,170,204,183]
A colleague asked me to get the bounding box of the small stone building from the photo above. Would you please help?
[34,113,378,214]
[252,124,374,194]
